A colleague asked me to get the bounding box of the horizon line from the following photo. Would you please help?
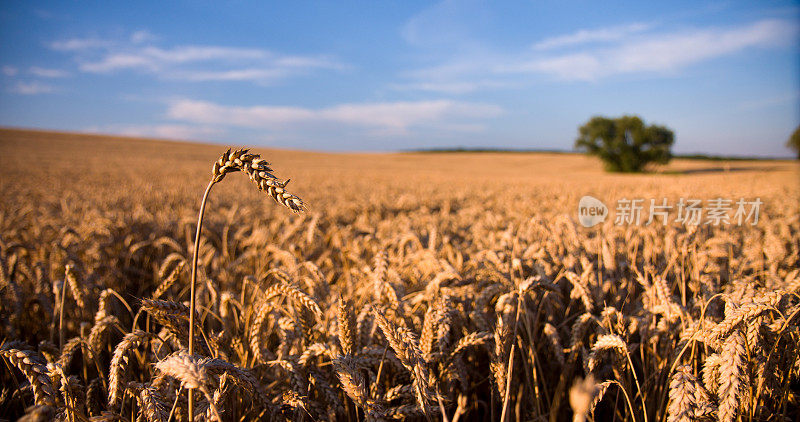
[0,125,795,161]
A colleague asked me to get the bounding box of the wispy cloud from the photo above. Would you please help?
[2,66,18,77]
[130,30,158,44]
[390,80,511,95]
[9,81,56,95]
[401,18,799,89]
[166,99,502,133]
[527,18,797,80]
[51,38,111,51]
[29,66,70,78]
[85,123,220,140]
[50,32,345,84]
[79,45,268,72]
[532,22,652,50]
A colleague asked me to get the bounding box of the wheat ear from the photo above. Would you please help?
[718,329,746,422]
[372,308,433,415]
[187,148,305,422]
[667,364,696,422]
[333,355,386,420]
[0,345,55,406]
[587,334,647,422]
[108,330,151,408]
[338,298,357,356]
[155,352,221,422]
[707,291,784,347]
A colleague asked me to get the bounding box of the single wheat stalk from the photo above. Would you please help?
[718,329,746,422]
[155,352,221,422]
[543,322,565,366]
[498,289,522,422]
[420,302,439,359]
[433,296,454,361]
[372,307,432,416]
[667,364,696,422]
[187,148,305,422]
[137,383,169,422]
[702,353,722,396]
[268,279,323,321]
[568,312,598,352]
[64,263,86,309]
[372,252,388,301]
[587,382,612,417]
[87,315,121,357]
[333,355,386,420]
[152,261,185,300]
[0,345,55,406]
[337,298,357,356]
[57,337,83,370]
[491,314,512,403]
[108,330,151,408]
[565,271,594,312]
[587,334,647,422]
[94,289,115,324]
[248,300,277,364]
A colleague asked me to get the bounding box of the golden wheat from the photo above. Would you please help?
[0,130,798,421]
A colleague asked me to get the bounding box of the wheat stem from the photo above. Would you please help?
[188,178,215,422]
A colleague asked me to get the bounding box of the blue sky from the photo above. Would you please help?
[0,1,798,156]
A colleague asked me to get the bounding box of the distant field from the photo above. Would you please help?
[2,128,797,205]
[0,128,798,421]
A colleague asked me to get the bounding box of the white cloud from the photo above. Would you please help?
[166,98,502,132]
[50,38,111,51]
[390,80,510,95]
[508,53,600,81]
[51,32,345,85]
[84,124,221,140]
[532,23,651,50]
[130,30,158,44]
[602,19,794,75]
[168,100,313,126]
[29,66,70,78]
[400,18,799,88]
[2,66,18,76]
[78,46,269,73]
[323,101,499,129]
[9,81,56,95]
[174,68,288,82]
[80,54,150,72]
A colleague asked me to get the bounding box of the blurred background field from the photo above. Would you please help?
[3,128,797,217]
[1,128,798,420]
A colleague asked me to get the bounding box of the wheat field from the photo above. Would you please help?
[0,128,798,422]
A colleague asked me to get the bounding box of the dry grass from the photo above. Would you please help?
[0,128,799,421]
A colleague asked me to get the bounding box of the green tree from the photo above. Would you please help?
[787,125,800,159]
[575,115,674,172]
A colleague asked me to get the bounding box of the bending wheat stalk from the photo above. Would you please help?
[188,148,305,421]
